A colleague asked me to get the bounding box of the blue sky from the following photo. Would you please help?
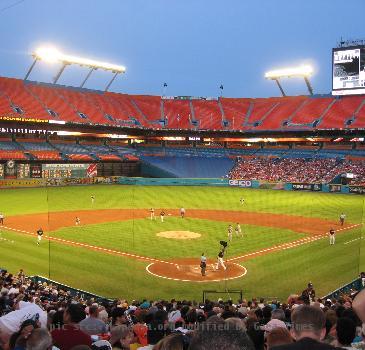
[0,0,363,97]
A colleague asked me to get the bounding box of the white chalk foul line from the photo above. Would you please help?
[1,225,175,266]
[227,224,361,263]
[344,237,364,245]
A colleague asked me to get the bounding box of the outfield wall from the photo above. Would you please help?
[0,176,363,194]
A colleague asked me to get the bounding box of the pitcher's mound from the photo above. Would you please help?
[157,231,201,239]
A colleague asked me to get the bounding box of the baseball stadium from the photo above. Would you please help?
[0,2,364,349]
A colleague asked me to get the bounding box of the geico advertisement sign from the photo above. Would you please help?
[229,180,252,188]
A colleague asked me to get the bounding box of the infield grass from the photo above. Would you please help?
[0,185,364,301]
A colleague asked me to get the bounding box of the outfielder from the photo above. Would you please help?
[37,228,44,245]
[329,228,335,245]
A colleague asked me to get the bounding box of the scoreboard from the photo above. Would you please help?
[332,46,365,95]
[41,164,96,178]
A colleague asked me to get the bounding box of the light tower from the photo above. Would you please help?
[265,65,314,96]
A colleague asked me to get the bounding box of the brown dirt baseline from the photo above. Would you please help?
[3,209,355,282]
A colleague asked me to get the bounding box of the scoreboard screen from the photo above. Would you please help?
[332,46,365,95]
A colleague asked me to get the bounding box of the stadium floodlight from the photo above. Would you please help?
[264,64,314,96]
[24,46,126,91]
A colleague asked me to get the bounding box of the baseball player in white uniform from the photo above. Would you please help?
[227,225,233,241]
[235,223,243,237]
[329,228,335,245]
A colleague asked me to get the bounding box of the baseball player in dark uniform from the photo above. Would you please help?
[200,253,207,276]
[216,248,227,270]
[37,228,44,245]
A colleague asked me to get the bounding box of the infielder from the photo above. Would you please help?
[180,207,186,218]
[160,210,165,222]
[339,213,346,226]
[150,208,155,220]
[0,213,4,225]
[75,217,81,225]
[235,223,243,237]
[216,248,226,270]
[37,228,44,245]
[227,224,233,241]
[329,228,335,245]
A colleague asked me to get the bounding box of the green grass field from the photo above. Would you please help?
[0,185,364,301]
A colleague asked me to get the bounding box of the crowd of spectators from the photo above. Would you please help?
[2,269,365,350]
[228,157,365,185]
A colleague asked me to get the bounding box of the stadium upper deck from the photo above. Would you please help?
[0,77,365,133]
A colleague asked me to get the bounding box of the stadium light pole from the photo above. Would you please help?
[28,47,126,89]
[24,57,39,80]
[265,65,314,96]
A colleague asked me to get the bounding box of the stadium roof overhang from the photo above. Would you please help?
[0,118,363,140]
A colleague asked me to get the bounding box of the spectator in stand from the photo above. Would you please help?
[265,327,293,349]
[79,305,108,336]
[188,316,254,350]
[334,317,356,349]
[109,325,135,350]
[273,305,338,349]
[26,328,53,350]
[9,319,39,350]
[152,333,189,350]
[51,304,92,350]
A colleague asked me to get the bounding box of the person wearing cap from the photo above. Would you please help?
[301,283,315,305]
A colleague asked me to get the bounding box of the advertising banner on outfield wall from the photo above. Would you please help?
[258,181,285,190]
[228,179,252,188]
[349,186,365,194]
[329,184,342,193]
[292,183,322,191]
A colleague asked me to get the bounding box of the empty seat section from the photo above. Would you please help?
[97,154,121,161]
[58,89,104,123]
[0,78,48,119]
[67,154,93,161]
[26,84,79,122]
[192,100,223,130]
[18,140,54,151]
[0,151,26,160]
[257,97,308,130]
[220,98,251,130]
[320,96,363,129]
[349,98,365,129]
[131,95,161,125]
[88,93,127,125]
[30,151,61,160]
[247,99,278,128]
[290,98,333,125]
[163,100,192,129]
[106,93,148,127]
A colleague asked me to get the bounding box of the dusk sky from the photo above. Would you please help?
[0,0,363,97]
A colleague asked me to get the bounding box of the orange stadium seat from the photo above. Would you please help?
[220,98,251,130]
[67,154,94,161]
[0,150,27,160]
[192,100,223,130]
[289,97,333,126]
[97,154,122,161]
[30,151,62,160]
[162,99,192,129]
